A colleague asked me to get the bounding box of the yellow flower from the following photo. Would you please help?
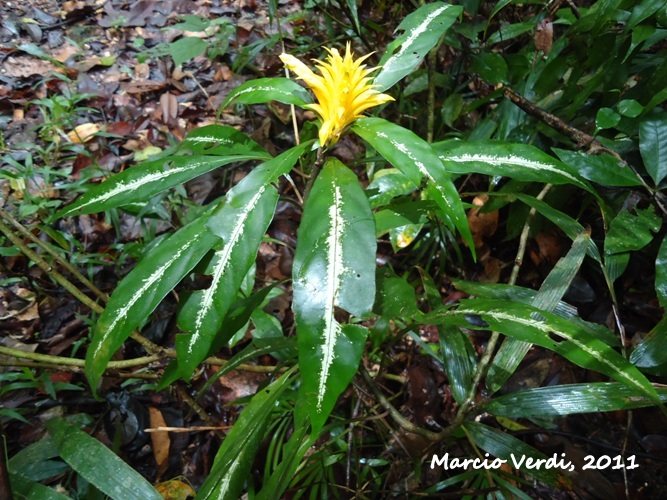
[280,42,394,147]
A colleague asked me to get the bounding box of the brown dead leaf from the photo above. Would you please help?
[135,62,151,80]
[213,64,233,82]
[466,194,498,248]
[534,19,553,54]
[479,256,501,283]
[2,56,57,78]
[148,407,170,480]
[160,92,179,123]
[122,80,167,95]
[531,231,563,266]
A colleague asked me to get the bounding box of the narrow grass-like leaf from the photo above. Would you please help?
[639,109,667,185]
[375,2,462,91]
[8,474,70,500]
[353,117,475,251]
[464,421,559,485]
[418,267,474,403]
[452,280,616,346]
[426,299,662,406]
[45,417,161,500]
[486,231,590,393]
[256,418,316,500]
[484,382,667,418]
[196,368,296,500]
[56,127,270,218]
[293,158,376,431]
[86,215,220,394]
[434,140,594,194]
[222,77,313,108]
[626,0,667,29]
[176,144,310,379]
[487,192,603,263]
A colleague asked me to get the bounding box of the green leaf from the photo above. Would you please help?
[639,110,667,185]
[45,417,161,500]
[486,21,534,44]
[604,207,661,282]
[8,474,71,500]
[433,140,594,194]
[223,77,313,108]
[177,124,268,155]
[426,299,662,406]
[375,2,463,91]
[441,92,464,127]
[375,270,421,320]
[256,418,316,500]
[418,267,474,404]
[483,382,667,417]
[626,0,667,29]
[485,192,603,263]
[345,0,361,34]
[56,126,270,217]
[175,143,310,379]
[553,149,643,187]
[293,158,376,431]
[169,37,207,66]
[595,107,621,129]
[486,231,591,393]
[656,235,667,310]
[86,215,220,394]
[617,99,644,118]
[452,280,617,346]
[374,199,432,235]
[470,52,508,85]
[630,317,667,373]
[367,168,415,208]
[464,421,559,485]
[353,118,475,251]
[196,368,297,500]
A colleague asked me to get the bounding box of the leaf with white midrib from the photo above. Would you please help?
[293,158,375,431]
[175,143,311,379]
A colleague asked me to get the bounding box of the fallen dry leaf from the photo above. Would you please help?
[466,194,498,248]
[67,123,100,143]
[148,407,171,480]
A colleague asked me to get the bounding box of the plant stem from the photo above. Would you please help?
[449,183,553,435]
[0,216,104,314]
[359,365,441,441]
[0,345,158,369]
[0,207,108,301]
[302,147,324,203]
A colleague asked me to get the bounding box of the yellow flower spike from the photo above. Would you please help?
[280,42,394,147]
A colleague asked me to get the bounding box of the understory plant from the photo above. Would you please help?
[7,0,667,497]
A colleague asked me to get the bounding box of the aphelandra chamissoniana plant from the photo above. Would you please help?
[55,15,475,435]
[50,3,667,496]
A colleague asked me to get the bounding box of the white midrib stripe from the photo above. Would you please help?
[461,308,647,394]
[443,153,582,185]
[318,184,345,411]
[382,5,450,74]
[93,239,195,358]
[74,165,191,211]
[189,186,267,352]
